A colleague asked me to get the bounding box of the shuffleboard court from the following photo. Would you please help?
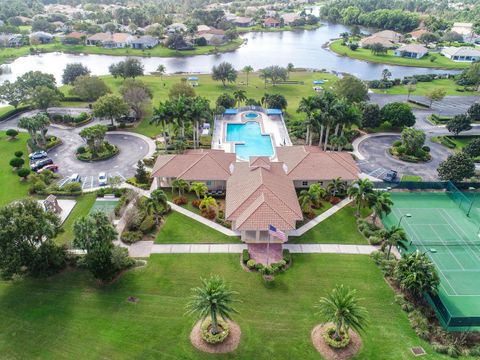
[383,191,480,331]
[89,198,119,216]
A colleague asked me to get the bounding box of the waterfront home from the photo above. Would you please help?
[103,33,131,48]
[30,32,53,44]
[359,35,397,49]
[451,22,480,43]
[129,35,159,49]
[197,28,226,45]
[281,13,301,26]
[0,34,23,48]
[408,29,428,40]
[394,44,428,59]
[86,32,112,46]
[263,17,280,28]
[166,23,187,34]
[233,17,255,27]
[373,30,403,43]
[441,46,480,62]
[62,31,85,44]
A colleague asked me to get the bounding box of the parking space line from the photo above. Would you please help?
[116,172,126,181]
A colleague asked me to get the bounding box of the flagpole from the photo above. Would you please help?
[267,231,271,266]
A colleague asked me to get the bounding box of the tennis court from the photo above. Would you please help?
[89,198,119,216]
[383,190,480,331]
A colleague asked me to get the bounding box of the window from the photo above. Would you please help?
[206,181,212,186]
[302,181,308,186]
[318,181,323,186]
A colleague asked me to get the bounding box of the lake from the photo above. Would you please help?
[0,22,460,84]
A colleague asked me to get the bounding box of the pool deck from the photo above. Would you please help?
[212,108,292,160]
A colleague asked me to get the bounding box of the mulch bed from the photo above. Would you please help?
[190,320,241,354]
[311,323,362,360]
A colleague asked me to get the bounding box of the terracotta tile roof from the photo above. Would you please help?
[65,31,84,39]
[152,149,235,181]
[87,32,112,41]
[276,146,359,181]
[408,29,428,39]
[360,35,396,47]
[396,44,428,53]
[264,17,280,25]
[225,160,302,232]
[112,33,130,42]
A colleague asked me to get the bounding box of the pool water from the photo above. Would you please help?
[226,121,274,160]
[244,112,259,119]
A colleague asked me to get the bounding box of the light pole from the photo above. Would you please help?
[466,187,477,217]
[397,213,412,228]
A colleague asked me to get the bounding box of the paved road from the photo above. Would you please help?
[0,109,152,189]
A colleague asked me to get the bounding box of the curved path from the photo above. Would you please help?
[0,108,155,189]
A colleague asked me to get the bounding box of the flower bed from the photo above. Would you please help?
[201,318,230,344]
[49,112,92,128]
[389,141,431,163]
[323,327,350,348]
[76,142,119,162]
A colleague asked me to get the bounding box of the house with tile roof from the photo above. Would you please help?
[408,29,428,40]
[394,44,428,59]
[441,46,480,62]
[263,17,280,28]
[359,30,403,49]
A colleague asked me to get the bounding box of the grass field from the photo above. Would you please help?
[0,39,243,65]
[55,194,96,246]
[371,78,480,96]
[400,175,423,182]
[156,211,237,244]
[330,40,470,70]
[0,253,462,359]
[291,205,370,244]
[65,71,337,138]
[432,135,480,153]
[0,132,30,206]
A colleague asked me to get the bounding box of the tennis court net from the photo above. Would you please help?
[446,181,474,217]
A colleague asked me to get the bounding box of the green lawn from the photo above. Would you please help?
[296,201,333,227]
[0,132,30,206]
[371,78,479,96]
[67,71,337,138]
[0,106,14,118]
[432,135,480,153]
[0,253,462,359]
[55,194,96,246]
[156,210,236,243]
[400,175,423,182]
[291,205,369,244]
[330,40,470,70]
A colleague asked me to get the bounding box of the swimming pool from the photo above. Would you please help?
[226,121,274,160]
[244,112,259,119]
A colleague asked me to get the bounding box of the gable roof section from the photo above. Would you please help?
[276,146,359,181]
[151,149,235,181]
[225,161,302,231]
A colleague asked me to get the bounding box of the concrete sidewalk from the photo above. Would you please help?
[150,243,377,255]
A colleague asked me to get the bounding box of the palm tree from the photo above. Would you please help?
[347,179,374,217]
[171,178,190,197]
[199,195,218,216]
[151,101,174,153]
[242,65,253,86]
[308,183,326,208]
[287,63,294,78]
[145,189,169,225]
[33,113,50,146]
[191,182,208,199]
[369,191,393,223]
[297,95,320,146]
[18,116,39,146]
[188,96,211,149]
[316,285,368,342]
[298,189,314,214]
[157,64,166,80]
[185,275,239,335]
[259,68,270,89]
[327,178,346,197]
[233,90,247,107]
[381,226,408,259]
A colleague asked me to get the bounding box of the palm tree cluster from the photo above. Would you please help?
[298,183,327,215]
[151,95,211,152]
[297,90,361,151]
[145,189,170,225]
[347,179,393,222]
[18,113,50,148]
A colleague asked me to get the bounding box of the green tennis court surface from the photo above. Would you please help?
[89,198,119,216]
[383,191,480,331]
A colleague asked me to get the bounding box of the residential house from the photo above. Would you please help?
[86,32,111,46]
[276,146,359,188]
[359,30,403,48]
[281,13,301,26]
[263,17,280,28]
[197,25,212,32]
[394,44,428,59]
[29,31,54,44]
[0,34,24,48]
[62,31,85,44]
[373,30,403,43]
[166,23,187,34]
[151,149,236,191]
[225,157,303,244]
[441,46,480,62]
[129,35,159,49]
[15,16,32,25]
[233,17,255,27]
[451,22,480,43]
[103,33,131,48]
[408,29,428,40]
[197,28,226,45]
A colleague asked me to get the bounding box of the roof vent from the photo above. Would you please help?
[282,163,288,174]
[229,163,235,174]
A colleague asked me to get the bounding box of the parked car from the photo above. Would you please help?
[37,164,58,173]
[383,170,398,182]
[29,151,48,161]
[98,172,108,186]
[69,173,81,183]
[31,158,53,172]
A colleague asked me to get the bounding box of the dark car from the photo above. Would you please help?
[37,164,58,173]
[29,151,48,161]
[31,158,53,172]
[383,170,398,182]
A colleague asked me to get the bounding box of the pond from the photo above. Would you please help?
[0,21,460,84]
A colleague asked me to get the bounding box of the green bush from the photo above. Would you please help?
[9,157,24,168]
[121,230,143,244]
[200,318,230,344]
[114,195,128,217]
[63,182,82,193]
[77,146,86,154]
[139,215,155,233]
[393,140,402,147]
[29,180,47,194]
[432,343,461,358]
[246,259,256,269]
[242,249,250,263]
[396,145,406,155]
[323,327,350,348]
[6,129,19,139]
[14,151,23,158]
[282,248,291,263]
[370,250,387,265]
[368,236,382,245]
[466,346,480,356]
[111,246,135,271]
[255,263,264,271]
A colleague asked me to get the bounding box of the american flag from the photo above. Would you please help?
[268,225,286,241]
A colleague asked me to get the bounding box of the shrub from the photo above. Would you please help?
[173,196,187,205]
[201,208,217,220]
[29,241,67,277]
[77,146,86,154]
[63,182,82,193]
[9,157,24,168]
[246,259,256,269]
[329,196,341,205]
[6,129,18,139]
[121,230,143,244]
[191,199,201,208]
[139,215,155,233]
[114,195,128,217]
[255,263,264,271]
[368,236,382,245]
[422,145,430,152]
[282,249,291,263]
[370,250,387,265]
[17,167,31,179]
[349,43,358,51]
[242,249,250,263]
[323,327,350,348]
[29,180,47,194]
[201,318,230,344]
[393,140,402,147]
[14,151,23,158]
[111,246,135,271]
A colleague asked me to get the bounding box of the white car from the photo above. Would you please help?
[98,172,108,186]
[69,173,81,183]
